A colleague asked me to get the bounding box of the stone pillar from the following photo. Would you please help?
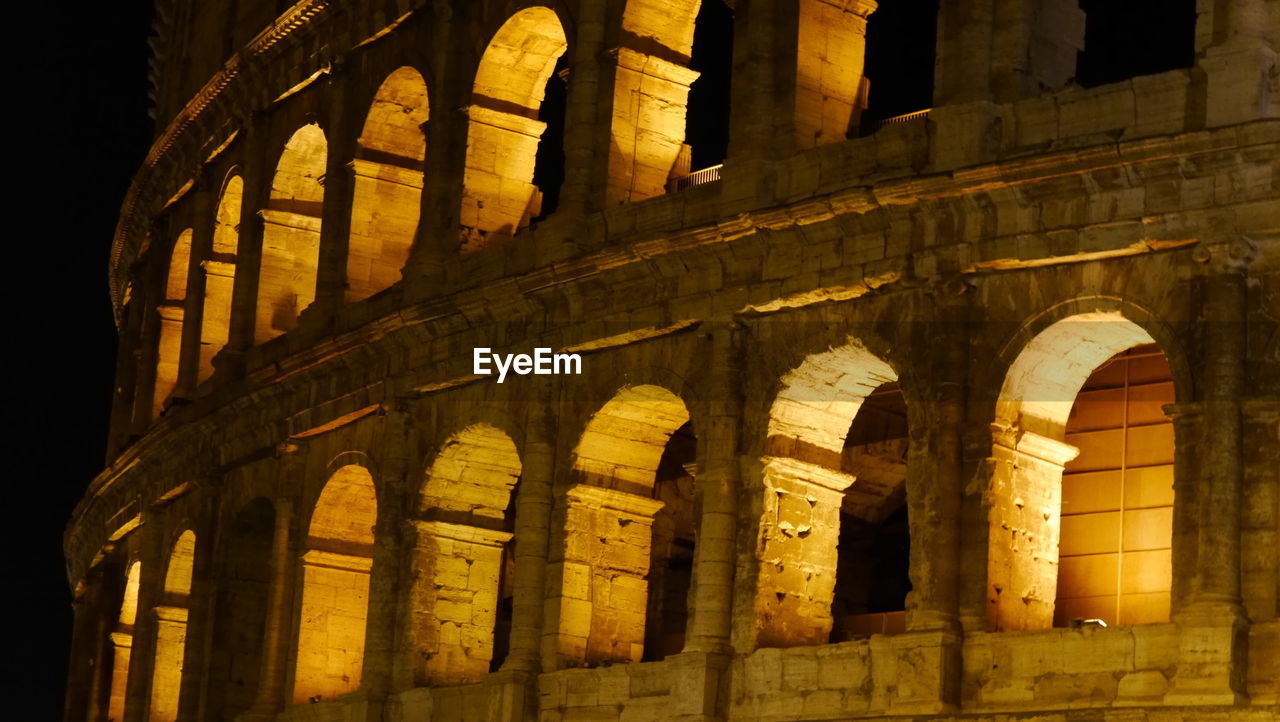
[176,496,216,722]
[108,630,135,722]
[146,605,189,722]
[932,0,993,105]
[603,47,700,205]
[309,64,357,323]
[408,520,512,685]
[151,303,185,413]
[1165,237,1256,705]
[108,290,145,454]
[506,380,555,676]
[65,571,107,722]
[402,111,459,292]
[984,427,1079,631]
[247,491,295,716]
[176,182,214,399]
[221,115,268,377]
[557,0,605,218]
[684,324,740,655]
[1242,399,1280,622]
[124,520,165,722]
[793,0,877,147]
[546,484,665,666]
[750,456,856,647]
[130,247,165,433]
[1199,0,1279,127]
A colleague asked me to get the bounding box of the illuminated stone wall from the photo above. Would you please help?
[67,0,1277,721]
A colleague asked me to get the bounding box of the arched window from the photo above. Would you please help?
[1076,0,1195,88]
[207,498,273,721]
[108,561,142,722]
[410,425,521,685]
[256,124,326,344]
[460,8,568,250]
[550,385,694,665]
[989,312,1176,631]
[198,174,242,383]
[856,0,938,135]
[348,67,429,303]
[147,531,195,722]
[293,465,377,704]
[153,229,192,415]
[756,340,900,648]
[683,1,734,178]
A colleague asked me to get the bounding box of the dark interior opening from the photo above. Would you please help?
[490,478,522,671]
[643,420,698,662]
[686,0,735,171]
[858,0,939,134]
[830,383,912,641]
[531,58,569,223]
[1076,0,1196,88]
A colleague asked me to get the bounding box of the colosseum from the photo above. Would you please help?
[64,0,1279,720]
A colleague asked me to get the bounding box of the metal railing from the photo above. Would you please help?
[668,163,724,193]
[864,108,932,134]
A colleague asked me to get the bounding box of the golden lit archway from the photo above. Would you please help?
[347,67,429,303]
[256,124,326,343]
[199,174,242,382]
[147,530,195,722]
[549,385,691,665]
[755,340,898,648]
[607,0,702,203]
[293,465,377,704]
[410,424,521,685]
[460,7,567,250]
[153,229,192,414]
[988,311,1175,631]
[108,560,142,722]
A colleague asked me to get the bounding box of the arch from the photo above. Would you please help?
[549,385,692,665]
[410,424,522,686]
[754,339,901,648]
[255,124,326,344]
[460,7,568,249]
[198,174,242,382]
[148,530,195,722]
[347,67,429,303]
[293,465,377,704]
[207,498,273,721]
[108,560,142,722]
[987,311,1177,631]
[153,229,193,414]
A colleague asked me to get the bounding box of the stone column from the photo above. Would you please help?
[108,630,135,722]
[557,0,605,218]
[1199,0,1278,127]
[546,484,665,665]
[130,246,165,432]
[175,182,214,399]
[1242,399,1280,622]
[507,380,556,675]
[146,605,189,722]
[124,519,165,722]
[1166,237,1256,705]
[221,115,268,377]
[247,486,296,716]
[684,323,741,654]
[64,571,107,722]
[176,495,216,721]
[108,290,145,454]
[309,63,357,324]
[408,520,513,685]
[793,0,877,147]
[151,303,185,412]
[932,0,993,106]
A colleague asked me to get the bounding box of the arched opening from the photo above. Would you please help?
[684,0,733,174]
[293,465,377,704]
[198,174,242,384]
[829,382,911,640]
[551,385,694,665]
[147,531,195,722]
[1076,0,1195,88]
[153,229,192,415]
[108,561,142,722]
[410,424,522,686]
[988,312,1176,631]
[347,67,429,303]
[207,498,273,721]
[255,124,326,344]
[1055,343,1175,626]
[643,420,698,661]
[607,0,701,203]
[460,8,568,251]
[855,0,938,135]
[756,340,899,648]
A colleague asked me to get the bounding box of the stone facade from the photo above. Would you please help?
[65,0,1279,721]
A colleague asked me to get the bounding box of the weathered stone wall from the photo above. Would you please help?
[67,0,1278,720]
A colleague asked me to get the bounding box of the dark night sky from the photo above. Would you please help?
[20,0,1193,714]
